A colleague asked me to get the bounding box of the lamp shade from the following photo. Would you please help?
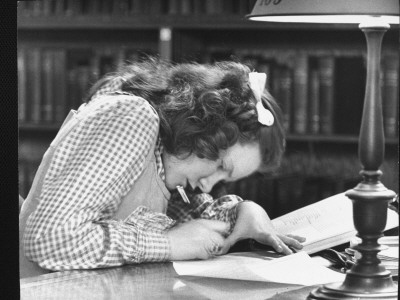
[246,0,399,24]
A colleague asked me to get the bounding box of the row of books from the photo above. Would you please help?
[226,152,398,217]
[17,0,256,17]
[204,50,399,137]
[18,45,399,138]
[18,46,155,124]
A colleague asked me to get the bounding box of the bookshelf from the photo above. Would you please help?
[18,0,399,217]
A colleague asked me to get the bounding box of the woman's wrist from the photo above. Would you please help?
[231,200,260,241]
[237,200,259,215]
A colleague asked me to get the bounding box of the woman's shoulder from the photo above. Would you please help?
[85,93,159,123]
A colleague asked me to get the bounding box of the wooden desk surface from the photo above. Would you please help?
[20,261,318,299]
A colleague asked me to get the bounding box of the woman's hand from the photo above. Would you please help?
[222,201,306,255]
[166,219,229,261]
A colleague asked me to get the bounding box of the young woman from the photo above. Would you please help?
[20,59,305,273]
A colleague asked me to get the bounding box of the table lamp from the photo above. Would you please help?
[246,0,399,299]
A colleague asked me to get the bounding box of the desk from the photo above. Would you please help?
[20,262,318,299]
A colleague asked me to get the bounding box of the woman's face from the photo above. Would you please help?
[162,142,262,193]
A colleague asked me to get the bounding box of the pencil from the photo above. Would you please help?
[176,185,190,204]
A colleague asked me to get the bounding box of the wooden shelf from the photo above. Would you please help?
[19,123,63,132]
[18,124,398,146]
[17,29,160,48]
[286,134,399,145]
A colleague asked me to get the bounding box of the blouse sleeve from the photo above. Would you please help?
[24,97,174,271]
[167,191,244,234]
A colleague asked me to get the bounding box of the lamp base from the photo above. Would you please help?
[307,274,398,299]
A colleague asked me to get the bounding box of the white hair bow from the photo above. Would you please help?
[248,72,274,126]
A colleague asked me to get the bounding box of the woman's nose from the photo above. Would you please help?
[198,179,213,193]
[199,174,223,194]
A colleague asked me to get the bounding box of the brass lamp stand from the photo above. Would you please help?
[308,20,398,300]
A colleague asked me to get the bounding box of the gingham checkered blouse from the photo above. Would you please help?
[23,78,243,270]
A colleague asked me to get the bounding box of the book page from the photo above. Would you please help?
[272,193,399,253]
[272,193,352,243]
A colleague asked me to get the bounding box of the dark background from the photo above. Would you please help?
[17,0,399,220]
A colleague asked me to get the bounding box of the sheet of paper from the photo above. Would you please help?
[173,252,345,286]
[173,277,306,300]
[380,246,399,259]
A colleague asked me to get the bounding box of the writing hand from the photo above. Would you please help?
[167,219,229,260]
[221,201,306,255]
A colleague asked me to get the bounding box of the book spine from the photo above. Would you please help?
[41,0,53,17]
[17,1,31,17]
[159,27,173,61]
[192,0,205,15]
[97,48,118,76]
[278,65,293,133]
[67,67,79,111]
[65,0,82,16]
[237,0,251,15]
[41,49,54,123]
[115,48,127,70]
[27,47,42,124]
[113,0,130,15]
[318,56,335,135]
[53,0,66,16]
[54,49,68,122]
[292,53,308,134]
[333,56,365,135]
[223,0,234,14]
[129,0,143,15]
[382,54,399,138]
[168,0,181,15]
[308,69,320,134]
[148,0,162,14]
[91,0,104,15]
[100,0,113,15]
[205,0,223,15]
[31,0,43,17]
[180,0,192,15]
[18,48,27,123]
[77,65,92,107]
[270,60,280,99]
[89,49,101,85]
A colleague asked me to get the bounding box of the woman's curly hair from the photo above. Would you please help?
[86,58,285,172]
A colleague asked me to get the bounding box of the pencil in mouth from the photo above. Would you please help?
[176,185,190,204]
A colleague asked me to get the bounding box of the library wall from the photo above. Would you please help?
[18,0,399,217]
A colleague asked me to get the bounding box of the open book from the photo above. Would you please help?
[271,193,399,254]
